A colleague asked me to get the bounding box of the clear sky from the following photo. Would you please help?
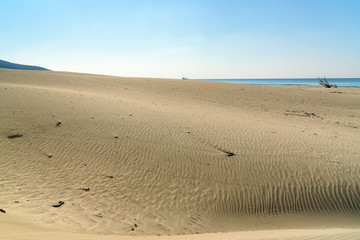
[1,0,359,78]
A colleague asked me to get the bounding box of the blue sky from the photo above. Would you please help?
[1,0,359,78]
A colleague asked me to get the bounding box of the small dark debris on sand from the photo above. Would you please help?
[134,223,138,228]
[56,121,62,127]
[14,201,19,203]
[131,228,135,231]
[304,112,322,119]
[0,209,6,213]
[114,136,118,139]
[8,134,23,139]
[80,188,90,192]
[52,201,64,207]
[106,175,114,178]
[285,110,323,119]
[219,148,236,157]
[225,152,236,157]
[48,154,53,158]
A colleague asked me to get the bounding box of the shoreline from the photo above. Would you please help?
[193,78,360,88]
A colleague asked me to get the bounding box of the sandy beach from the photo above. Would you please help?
[1,68,360,239]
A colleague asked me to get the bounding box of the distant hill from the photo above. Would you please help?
[0,59,50,71]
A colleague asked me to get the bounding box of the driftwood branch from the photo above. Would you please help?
[318,76,337,88]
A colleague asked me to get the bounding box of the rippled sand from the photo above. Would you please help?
[1,69,359,239]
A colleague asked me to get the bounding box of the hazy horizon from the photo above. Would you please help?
[1,0,360,78]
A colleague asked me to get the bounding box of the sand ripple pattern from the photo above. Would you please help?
[1,69,360,235]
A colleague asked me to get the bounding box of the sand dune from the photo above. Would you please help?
[0,68,360,239]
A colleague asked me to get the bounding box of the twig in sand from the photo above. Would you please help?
[52,201,64,207]
[7,134,23,139]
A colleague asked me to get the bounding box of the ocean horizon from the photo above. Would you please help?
[194,78,360,88]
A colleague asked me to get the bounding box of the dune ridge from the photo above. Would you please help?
[0,68,360,238]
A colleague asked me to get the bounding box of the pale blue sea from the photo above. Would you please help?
[195,78,360,87]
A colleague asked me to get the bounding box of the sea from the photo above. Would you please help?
[194,78,360,87]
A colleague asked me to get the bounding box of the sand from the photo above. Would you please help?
[0,68,359,239]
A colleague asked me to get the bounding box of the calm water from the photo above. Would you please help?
[195,78,360,87]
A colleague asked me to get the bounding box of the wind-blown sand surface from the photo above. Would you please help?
[1,68,360,239]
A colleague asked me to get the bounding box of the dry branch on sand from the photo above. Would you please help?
[318,76,337,88]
